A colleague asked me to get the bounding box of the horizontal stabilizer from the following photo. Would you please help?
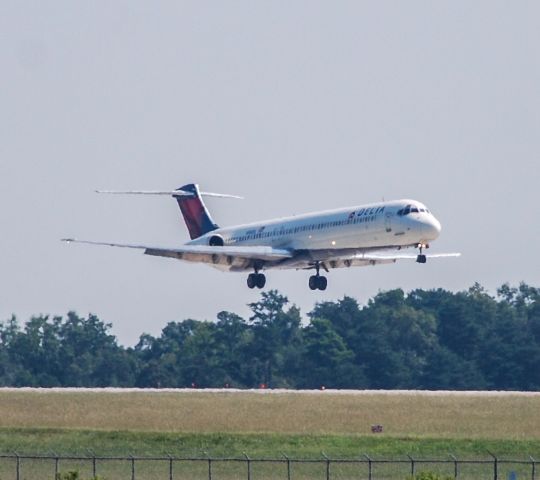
[95,190,243,199]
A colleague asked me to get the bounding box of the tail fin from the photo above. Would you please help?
[175,184,219,239]
[95,184,242,240]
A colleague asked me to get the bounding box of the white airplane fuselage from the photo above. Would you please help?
[189,199,441,271]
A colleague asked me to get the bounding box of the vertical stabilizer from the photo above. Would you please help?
[175,184,219,239]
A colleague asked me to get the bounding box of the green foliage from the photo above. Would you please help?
[55,471,103,480]
[3,427,539,458]
[406,472,453,480]
[56,471,79,480]
[1,283,540,389]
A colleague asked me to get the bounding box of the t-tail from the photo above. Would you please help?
[95,183,243,240]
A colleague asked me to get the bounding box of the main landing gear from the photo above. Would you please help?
[416,243,428,264]
[309,263,328,291]
[309,275,327,291]
[247,272,266,289]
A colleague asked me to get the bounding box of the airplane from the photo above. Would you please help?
[63,183,460,290]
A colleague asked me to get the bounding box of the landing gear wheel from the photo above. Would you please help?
[416,243,427,264]
[309,262,329,290]
[248,273,266,289]
[255,273,266,289]
[309,275,328,290]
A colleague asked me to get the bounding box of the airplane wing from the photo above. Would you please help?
[62,238,459,272]
[320,251,461,269]
[61,239,292,270]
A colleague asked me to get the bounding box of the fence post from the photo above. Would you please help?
[488,451,498,480]
[281,453,291,480]
[54,453,59,478]
[86,449,97,478]
[407,454,415,477]
[204,451,212,480]
[244,452,251,480]
[450,454,458,479]
[167,454,173,480]
[531,455,536,480]
[14,452,20,480]
[49,450,59,478]
[364,454,373,480]
[322,452,330,480]
[130,454,135,480]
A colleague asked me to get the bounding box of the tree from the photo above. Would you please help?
[348,291,438,388]
[2,283,540,390]
[247,290,302,387]
[300,318,365,388]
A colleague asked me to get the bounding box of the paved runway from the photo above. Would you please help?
[1,387,539,396]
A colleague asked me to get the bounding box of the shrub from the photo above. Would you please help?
[56,472,104,480]
[56,472,79,480]
[407,472,454,480]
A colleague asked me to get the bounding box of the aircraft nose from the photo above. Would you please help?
[424,216,441,240]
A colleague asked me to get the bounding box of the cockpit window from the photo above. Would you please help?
[398,204,427,216]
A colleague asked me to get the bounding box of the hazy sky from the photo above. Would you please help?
[2,1,539,345]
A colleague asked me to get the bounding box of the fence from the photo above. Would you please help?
[0,452,537,480]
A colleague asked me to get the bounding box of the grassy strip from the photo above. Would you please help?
[1,391,540,439]
[1,428,539,459]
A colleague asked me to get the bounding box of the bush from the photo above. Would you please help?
[56,472,104,480]
[407,472,454,480]
[56,472,79,480]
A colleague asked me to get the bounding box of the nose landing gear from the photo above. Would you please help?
[416,243,428,264]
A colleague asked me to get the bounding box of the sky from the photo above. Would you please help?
[1,1,539,346]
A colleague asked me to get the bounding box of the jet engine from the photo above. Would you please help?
[208,235,224,247]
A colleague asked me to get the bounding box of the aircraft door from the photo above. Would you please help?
[385,212,392,232]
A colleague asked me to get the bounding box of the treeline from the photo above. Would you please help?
[1,283,539,390]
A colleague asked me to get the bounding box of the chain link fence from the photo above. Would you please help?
[0,452,537,480]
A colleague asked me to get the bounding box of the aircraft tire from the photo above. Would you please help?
[247,274,256,289]
[256,273,266,289]
[416,254,427,264]
[309,276,318,290]
[317,276,328,291]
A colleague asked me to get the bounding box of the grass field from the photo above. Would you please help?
[0,389,539,479]
[1,389,539,439]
